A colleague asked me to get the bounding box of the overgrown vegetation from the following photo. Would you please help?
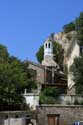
[36,45,44,64]
[0,44,37,110]
[70,55,83,95]
[63,12,83,46]
[63,22,75,33]
[75,12,83,46]
[39,87,65,104]
[65,12,83,95]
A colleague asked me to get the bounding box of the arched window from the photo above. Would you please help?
[46,43,47,48]
[49,43,50,48]
[80,46,83,54]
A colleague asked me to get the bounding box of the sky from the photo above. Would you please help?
[0,0,83,62]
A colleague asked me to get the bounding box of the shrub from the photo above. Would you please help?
[39,87,65,104]
[42,87,65,97]
[39,94,60,104]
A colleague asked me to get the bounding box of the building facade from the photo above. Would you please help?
[37,105,83,125]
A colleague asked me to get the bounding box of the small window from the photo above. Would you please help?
[15,115,19,118]
[5,115,8,119]
[49,43,50,48]
[46,43,47,48]
[80,46,83,54]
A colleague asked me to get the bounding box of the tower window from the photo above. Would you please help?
[46,43,47,48]
[80,46,83,54]
[49,43,50,48]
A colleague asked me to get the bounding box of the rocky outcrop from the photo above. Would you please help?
[47,31,77,59]
[45,31,79,91]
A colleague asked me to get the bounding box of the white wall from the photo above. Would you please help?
[0,111,28,125]
[44,41,53,57]
[67,43,80,89]
[24,93,39,110]
[4,118,25,125]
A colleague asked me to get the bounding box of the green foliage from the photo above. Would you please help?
[26,80,37,93]
[70,55,83,95]
[53,42,64,71]
[36,42,64,71]
[75,12,83,45]
[0,59,27,110]
[63,12,83,46]
[0,44,37,110]
[36,45,44,63]
[39,87,64,104]
[42,87,64,97]
[63,22,75,33]
[0,44,9,62]
[64,12,83,95]
[39,94,57,104]
[21,63,37,92]
[75,12,83,31]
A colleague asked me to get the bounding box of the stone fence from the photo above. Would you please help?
[59,94,83,105]
[37,105,83,125]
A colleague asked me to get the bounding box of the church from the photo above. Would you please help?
[23,32,83,125]
[25,34,67,93]
[24,33,67,109]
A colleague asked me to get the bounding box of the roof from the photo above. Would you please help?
[42,59,59,68]
[24,60,45,69]
[24,60,66,78]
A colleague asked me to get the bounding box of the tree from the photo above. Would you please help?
[0,58,27,110]
[0,44,9,62]
[53,42,64,71]
[36,42,64,71]
[36,45,44,63]
[70,55,83,95]
[75,12,83,46]
[63,22,75,33]
[70,12,83,95]
[63,12,83,45]
[0,44,37,110]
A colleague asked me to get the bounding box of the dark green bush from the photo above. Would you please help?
[39,87,65,104]
[39,94,60,104]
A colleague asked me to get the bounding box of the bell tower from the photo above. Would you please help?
[44,40,53,60]
[42,37,59,69]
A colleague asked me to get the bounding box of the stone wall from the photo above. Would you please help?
[37,105,83,125]
[59,94,83,105]
[28,62,44,84]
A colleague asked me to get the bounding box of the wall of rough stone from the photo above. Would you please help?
[28,62,44,83]
[28,61,45,93]
[37,105,83,125]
